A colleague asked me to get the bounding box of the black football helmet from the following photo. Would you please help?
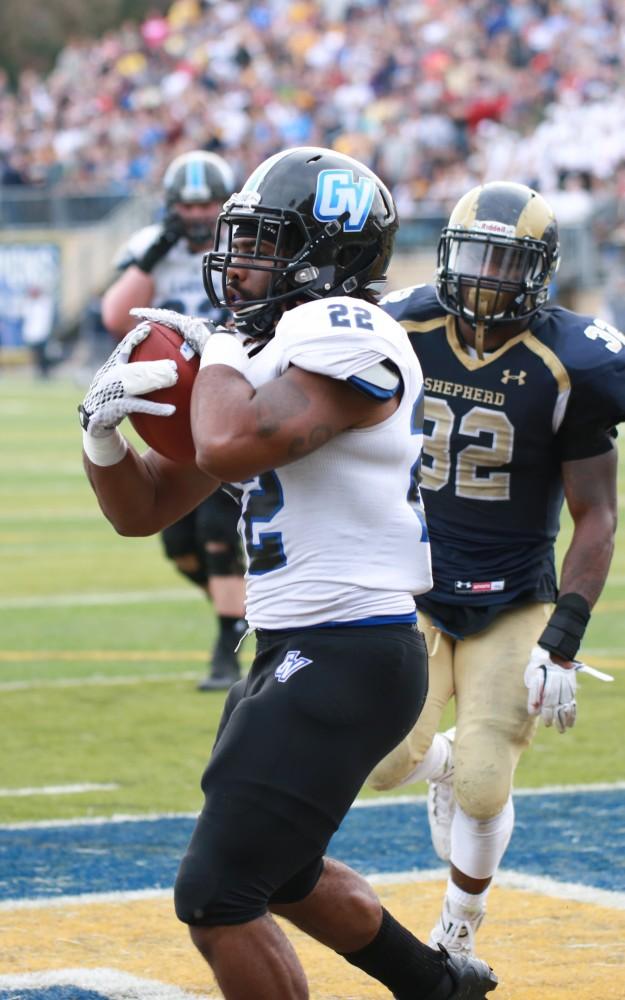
[203,146,398,337]
[436,181,560,345]
[163,150,235,244]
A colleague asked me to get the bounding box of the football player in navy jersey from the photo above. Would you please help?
[102,150,247,690]
[371,181,625,959]
[79,147,498,999]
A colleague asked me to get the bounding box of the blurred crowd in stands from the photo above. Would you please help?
[3,0,625,367]
[1,0,625,225]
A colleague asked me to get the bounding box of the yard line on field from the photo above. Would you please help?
[0,670,200,691]
[4,782,625,830]
[0,588,202,610]
[0,887,173,910]
[0,811,198,830]
[0,969,215,1000]
[0,783,119,798]
[0,508,103,521]
[367,868,625,910]
[360,782,625,808]
[1,868,624,913]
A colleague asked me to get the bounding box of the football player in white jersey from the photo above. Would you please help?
[79,146,498,999]
[101,150,247,690]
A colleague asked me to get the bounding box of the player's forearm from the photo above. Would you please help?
[82,444,165,536]
[558,507,616,607]
[560,450,618,607]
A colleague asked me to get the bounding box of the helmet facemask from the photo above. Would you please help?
[435,181,560,356]
[202,146,398,339]
[204,204,384,338]
[437,228,555,330]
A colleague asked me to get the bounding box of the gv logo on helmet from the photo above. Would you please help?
[313,169,375,232]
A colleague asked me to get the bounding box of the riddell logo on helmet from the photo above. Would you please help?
[313,170,375,232]
[471,220,516,238]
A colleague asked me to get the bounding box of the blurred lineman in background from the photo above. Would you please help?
[102,150,246,690]
[371,181,625,959]
[79,145,498,1000]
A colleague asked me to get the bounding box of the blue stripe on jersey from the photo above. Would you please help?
[309,612,417,628]
[347,374,400,399]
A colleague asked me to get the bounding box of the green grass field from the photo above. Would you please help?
[1,374,624,824]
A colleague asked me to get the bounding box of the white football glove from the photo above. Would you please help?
[78,323,178,438]
[524,645,577,733]
[129,306,217,356]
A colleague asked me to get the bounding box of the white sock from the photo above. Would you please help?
[446,878,489,916]
[397,731,452,786]
[449,795,515,880]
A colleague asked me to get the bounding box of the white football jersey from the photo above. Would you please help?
[118,225,212,318]
[235,296,432,629]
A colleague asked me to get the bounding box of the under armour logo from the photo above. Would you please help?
[275,650,313,683]
[501,369,527,385]
[313,169,375,232]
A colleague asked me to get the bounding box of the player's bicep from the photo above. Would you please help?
[250,365,391,466]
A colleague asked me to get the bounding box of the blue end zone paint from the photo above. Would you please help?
[1,790,624,902]
[0,991,106,999]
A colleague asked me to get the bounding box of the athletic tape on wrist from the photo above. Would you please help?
[538,592,591,661]
[200,333,248,372]
[82,428,128,467]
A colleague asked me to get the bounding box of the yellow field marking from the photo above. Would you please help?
[4,647,625,668]
[0,882,623,1000]
[592,599,625,613]
[0,650,207,662]
[0,650,611,667]
[587,655,625,670]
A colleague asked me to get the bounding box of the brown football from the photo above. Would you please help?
[128,321,200,463]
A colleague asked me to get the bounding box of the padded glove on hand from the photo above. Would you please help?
[524,644,577,733]
[78,324,178,438]
[130,306,216,356]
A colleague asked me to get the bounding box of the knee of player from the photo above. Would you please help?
[204,541,244,577]
[454,770,511,820]
[170,553,207,587]
[317,859,381,939]
[174,862,266,928]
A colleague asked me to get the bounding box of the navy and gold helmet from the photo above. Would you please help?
[436,181,560,336]
[203,146,398,337]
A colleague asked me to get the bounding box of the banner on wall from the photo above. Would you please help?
[0,243,61,349]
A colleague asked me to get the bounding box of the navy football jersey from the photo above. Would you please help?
[381,284,625,629]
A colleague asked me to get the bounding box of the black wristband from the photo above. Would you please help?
[538,592,591,661]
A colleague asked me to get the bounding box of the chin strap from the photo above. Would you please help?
[474,320,486,360]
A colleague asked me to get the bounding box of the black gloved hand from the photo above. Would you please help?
[135,211,185,274]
